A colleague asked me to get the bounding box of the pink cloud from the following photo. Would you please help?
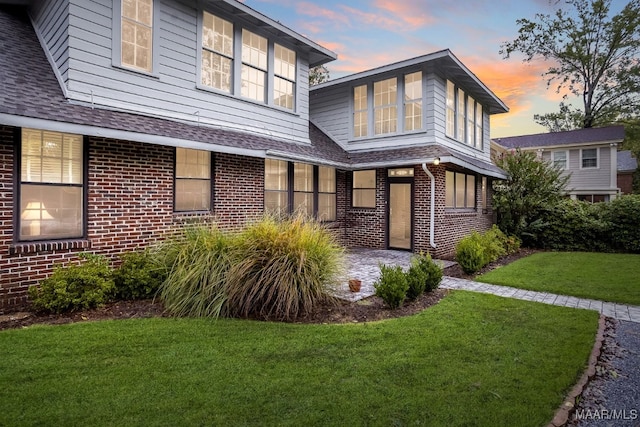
[373,0,436,28]
[296,2,350,26]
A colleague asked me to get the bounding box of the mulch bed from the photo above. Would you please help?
[0,248,538,331]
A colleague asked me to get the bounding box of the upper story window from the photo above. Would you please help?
[352,72,425,139]
[374,78,397,135]
[353,85,368,138]
[121,0,153,72]
[201,12,234,93]
[19,129,84,241]
[446,80,483,149]
[552,151,568,169]
[241,29,268,103]
[274,44,296,110]
[581,148,598,168]
[445,171,476,209]
[404,72,422,131]
[352,170,376,208]
[175,148,211,212]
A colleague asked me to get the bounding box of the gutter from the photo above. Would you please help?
[421,161,438,249]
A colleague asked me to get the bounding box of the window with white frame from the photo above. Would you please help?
[446,80,483,148]
[19,129,84,240]
[374,78,397,135]
[274,44,296,110]
[552,151,568,169]
[445,171,476,209]
[293,163,314,216]
[201,12,233,93]
[353,84,368,138]
[265,159,288,215]
[581,148,598,168]
[445,80,456,138]
[241,29,267,102]
[175,148,211,212]
[318,166,336,221]
[352,170,376,208]
[121,0,153,72]
[404,72,422,131]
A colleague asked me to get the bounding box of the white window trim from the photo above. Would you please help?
[197,11,234,95]
[580,147,599,169]
[112,0,161,77]
[445,80,484,151]
[552,150,569,170]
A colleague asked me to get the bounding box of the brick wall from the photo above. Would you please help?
[343,168,387,249]
[618,172,634,195]
[0,129,265,311]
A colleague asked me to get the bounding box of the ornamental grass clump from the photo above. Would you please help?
[157,225,231,318]
[225,215,344,321]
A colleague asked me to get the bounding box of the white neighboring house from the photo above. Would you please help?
[491,126,625,202]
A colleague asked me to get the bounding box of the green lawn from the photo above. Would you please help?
[0,291,597,427]
[477,252,640,306]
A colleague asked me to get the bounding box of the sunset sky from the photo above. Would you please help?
[242,0,612,138]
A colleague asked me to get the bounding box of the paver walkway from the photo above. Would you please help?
[337,249,640,323]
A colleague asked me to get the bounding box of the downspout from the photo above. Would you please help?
[421,162,437,248]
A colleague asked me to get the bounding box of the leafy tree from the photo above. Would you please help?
[309,65,330,86]
[493,149,570,240]
[500,0,640,129]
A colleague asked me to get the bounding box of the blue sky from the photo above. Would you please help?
[242,0,624,138]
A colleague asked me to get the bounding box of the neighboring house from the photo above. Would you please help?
[491,126,625,202]
[617,150,638,195]
[0,0,508,310]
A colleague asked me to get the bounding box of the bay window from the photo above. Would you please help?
[446,80,484,149]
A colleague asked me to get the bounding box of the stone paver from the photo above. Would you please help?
[339,249,640,323]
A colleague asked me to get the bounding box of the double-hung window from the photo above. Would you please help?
[293,163,314,216]
[446,80,483,148]
[241,29,268,103]
[581,148,598,168]
[265,159,289,215]
[318,166,336,221]
[374,78,397,135]
[201,12,233,93]
[19,129,84,240]
[445,171,476,209]
[404,72,422,131]
[552,151,568,169]
[445,81,456,138]
[274,44,296,110]
[353,85,368,138]
[121,0,153,72]
[352,170,376,208]
[175,148,211,212]
[264,160,336,220]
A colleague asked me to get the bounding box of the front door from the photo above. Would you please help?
[388,182,413,250]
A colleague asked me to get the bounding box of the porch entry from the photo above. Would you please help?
[387,168,414,250]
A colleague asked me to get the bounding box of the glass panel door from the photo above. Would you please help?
[389,182,412,249]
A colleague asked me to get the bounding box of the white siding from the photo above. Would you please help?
[60,0,312,143]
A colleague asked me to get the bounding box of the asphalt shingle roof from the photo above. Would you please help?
[493,126,625,149]
[0,5,503,178]
[618,150,638,172]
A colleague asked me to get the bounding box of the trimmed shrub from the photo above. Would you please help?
[28,253,115,314]
[113,249,166,300]
[455,232,487,274]
[482,226,507,263]
[225,215,343,321]
[406,252,443,300]
[157,225,231,318]
[606,195,640,253]
[374,264,409,309]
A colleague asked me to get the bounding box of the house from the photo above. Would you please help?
[491,126,625,202]
[0,0,508,311]
[617,150,638,195]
